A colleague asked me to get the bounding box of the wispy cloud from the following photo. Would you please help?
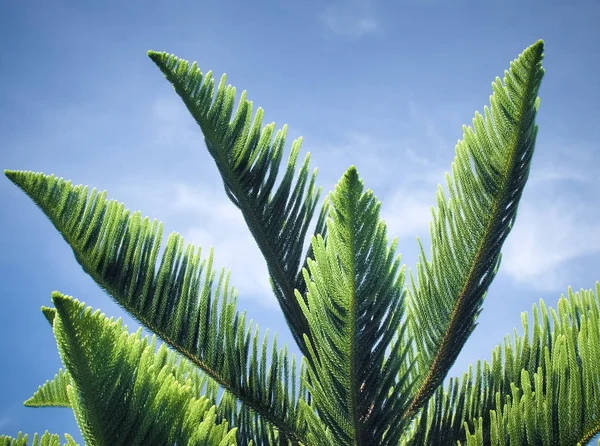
[143,93,600,300]
[381,188,433,239]
[308,128,447,243]
[150,97,200,152]
[528,141,598,187]
[170,183,276,307]
[95,96,279,308]
[110,177,278,308]
[309,119,600,294]
[407,99,450,154]
[501,185,600,291]
[319,0,381,39]
[497,136,600,290]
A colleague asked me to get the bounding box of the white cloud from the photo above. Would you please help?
[381,189,433,240]
[404,147,432,167]
[528,167,592,186]
[407,99,449,153]
[150,97,200,153]
[330,130,600,294]
[527,150,597,187]
[307,129,448,246]
[319,0,381,39]
[163,157,600,302]
[497,137,600,290]
[500,193,600,291]
[142,93,600,301]
[169,183,277,308]
[98,176,280,309]
[103,96,279,308]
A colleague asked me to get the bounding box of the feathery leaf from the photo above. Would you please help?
[403,40,545,420]
[147,50,329,358]
[25,369,71,408]
[0,432,78,446]
[405,283,600,445]
[3,171,309,444]
[298,166,413,446]
[50,292,237,446]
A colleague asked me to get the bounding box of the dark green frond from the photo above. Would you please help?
[3,170,307,444]
[404,283,600,445]
[403,40,545,419]
[215,349,317,446]
[21,338,219,421]
[24,332,304,446]
[25,369,71,408]
[147,51,327,358]
[0,432,77,446]
[36,309,308,446]
[49,292,237,446]
[297,167,413,445]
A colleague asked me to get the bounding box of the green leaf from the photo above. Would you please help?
[24,369,71,408]
[403,40,546,419]
[49,292,237,446]
[41,306,56,326]
[405,283,600,445]
[297,167,413,446]
[147,50,329,358]
[25,327,300,445]
[3,170,309,444]
[0,431,77,446]
[23,351,219,411]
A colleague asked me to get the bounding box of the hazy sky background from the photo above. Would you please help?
[1,0,599,442]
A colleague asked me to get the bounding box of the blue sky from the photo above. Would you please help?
[1,0,599,442]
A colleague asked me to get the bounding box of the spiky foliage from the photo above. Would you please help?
[403,40,545,420]
[2,168,307,444]
[0,432,78,446]
[403,284,600,445]
[147,48,328,361]
[297,167,413,446]
[4,39,600,445]
[25,368,71,408]
[48,292,238,445]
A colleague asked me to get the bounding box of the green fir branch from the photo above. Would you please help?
[148,50,328,359]
[403,40,545,421]
[3,171,310,445]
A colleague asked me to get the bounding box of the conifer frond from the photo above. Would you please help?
[24,353,221,413]
[3,171,308,444]
[215,350,317,446]
[147,50,328,357]
[37,304,311,445]
[25,369,71,408]
[404,283,600,445]
[0,432,78,446]
[403,40,546,419]
[49,292,238,445]
[297,167,414,446]
[29,338,307,445]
